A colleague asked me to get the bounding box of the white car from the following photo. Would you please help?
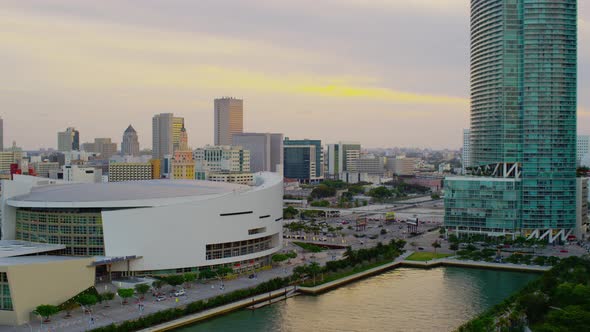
[174,289,186,297]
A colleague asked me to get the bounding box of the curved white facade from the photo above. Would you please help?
[2,173,283,274]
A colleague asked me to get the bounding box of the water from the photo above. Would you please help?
[175,267,538,332]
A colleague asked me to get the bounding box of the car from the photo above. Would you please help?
[418,247,425,251]
[560,249,568,253]
[174,289,186,297]
[156,296,166,302]
[248,274,256,279]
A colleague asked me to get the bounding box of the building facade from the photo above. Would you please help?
[232,133,283,173]
[326,142,361,179]
[152,113,174,161]
[1,173,283,276]
[283,140,323,183]
[121,125,140,157]
[193,145,250,174]
[445,0,578,242]
[62,165,102,183]
[171,127,195,180]
[108,162,153,182]
[214,97,243,146]
[57,127,80,152]
[462,129,471,174]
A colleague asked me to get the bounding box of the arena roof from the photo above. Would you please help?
[0,240,66,258]
[6,180,250,208]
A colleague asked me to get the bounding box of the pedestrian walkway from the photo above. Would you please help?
[6,254,333,332]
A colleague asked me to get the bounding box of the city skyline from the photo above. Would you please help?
[2,0,588,150]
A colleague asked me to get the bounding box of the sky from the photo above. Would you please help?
[1,0,589,150]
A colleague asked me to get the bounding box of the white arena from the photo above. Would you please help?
[0,173,283,276]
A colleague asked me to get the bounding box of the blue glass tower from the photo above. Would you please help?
[445,0,577,241]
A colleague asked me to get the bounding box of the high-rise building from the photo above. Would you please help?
[326,142,361,179]
[57,127,80,152]
[152,113,174,162]
[577,135,589,166]
[94,138,117,159]
[386,156,418,176]
[284,138,323,181]
[214,97,243,146]
[232,133,283,173]
[122,125,140,156]
[81,138,117,159]
[171,127,195,180]
[462,129,471,174]
[172,117,185,151]
[445,0,577,242]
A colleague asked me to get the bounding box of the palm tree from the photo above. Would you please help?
[307,262,322,285]
[432,241,442,256]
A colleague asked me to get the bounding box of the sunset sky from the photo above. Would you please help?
[2,0,589,150]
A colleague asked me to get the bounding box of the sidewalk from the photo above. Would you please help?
[3,257,323,332]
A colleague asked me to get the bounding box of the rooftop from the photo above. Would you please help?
[9,180,248,203]
[0,240,66,258]
[0,255,89,267]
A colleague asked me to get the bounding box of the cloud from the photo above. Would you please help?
[0,8,466,106]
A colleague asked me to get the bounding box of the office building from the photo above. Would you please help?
[152,113,174,161]
[83,138,117,159]
[349,154,384,175]
[61,165,102,183]
[206,172,254,185]
[233,133,283,173]
[445,0,577,242]
[121,125,140,156]
[108,162,153,182]
[171,127,195,180]
[326,142,361,179]
[0,151,23,172]
[57,127,79,152]
[386,156,418,176]
[283,139,323,183]
[30,161,60,178]
[193,145,250,174]
[214,97,243,146]
[462,129,471,174]
[172,117,185,151]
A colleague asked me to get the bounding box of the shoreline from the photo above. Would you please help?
[140,255,548,331]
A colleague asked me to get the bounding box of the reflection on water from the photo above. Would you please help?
[175,267,538,332]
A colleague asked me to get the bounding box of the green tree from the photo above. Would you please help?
[34,304,59,322]
[77,294,98,312]
[152,280,165,294]
[62,300,79,318]
[216,266,233,278]
[367,186,393,200]
[283,206,299,219]
[432,241,442,255]
[517,291,549,324]
[199,268,216,280]
[165,275,185,288]
[134,284,150,299]
[101,292,115,307]
[307,262,322,285]
[449,243,459,253]
[310,185,337,199]
[117,288,134,304]
[183,272,197,288]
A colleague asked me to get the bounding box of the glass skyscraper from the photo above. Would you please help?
[445,0,577,241]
